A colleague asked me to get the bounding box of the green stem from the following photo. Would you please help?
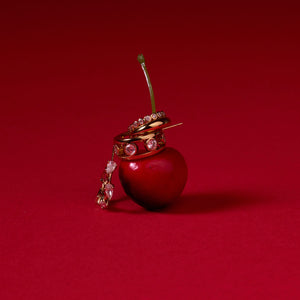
[137,54,156,114]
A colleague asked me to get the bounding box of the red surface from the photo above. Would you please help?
[0,1,299,299]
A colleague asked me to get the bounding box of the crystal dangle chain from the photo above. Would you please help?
[96,147,117,208]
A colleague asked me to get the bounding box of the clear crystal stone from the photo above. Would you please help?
[106,161,117,174]
[105,183,114,200]
[144,115,151,123]
[157,112,162,118]
[133,121,138,128]
[138,118,144,125]
[146,138,158,151]
[124,143,137,156]
[151,113,158,120]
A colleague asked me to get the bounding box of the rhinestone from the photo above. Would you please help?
[124,143,137,156]
[144,115,151,123]
[146,138,158,151]
[157,112,162,118]
[106,161,117,174]
[138,118,144,125]
[105,183,114,201]
[151,113,158,120]
[161,111,165,117]
[132,121,138,128]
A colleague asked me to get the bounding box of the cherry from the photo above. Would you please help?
[119,147,187,210]
[96,54,188,210]
[115,54,188,209]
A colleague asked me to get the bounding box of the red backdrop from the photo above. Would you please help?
[1,1,299,299]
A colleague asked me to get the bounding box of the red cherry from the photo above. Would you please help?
[119,147,188,210]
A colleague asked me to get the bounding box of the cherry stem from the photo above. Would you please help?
[137,54,156,114]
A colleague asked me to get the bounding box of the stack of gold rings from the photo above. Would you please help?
[96,54,182,208]
[114,111,170,160]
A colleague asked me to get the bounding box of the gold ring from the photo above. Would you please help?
[113,129,166,160]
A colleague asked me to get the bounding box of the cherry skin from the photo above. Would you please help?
[119,147,188,210]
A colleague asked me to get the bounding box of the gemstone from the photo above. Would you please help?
[146,138,158,151]
[105,183,114,200]
[138,118,144,125]
[151,113,158,120]
[157,112,162,118]
[161,111,165,117]
[124,143,137,156]
[144,115,151,123]
[106,161,117,174]
[132,121,138,128]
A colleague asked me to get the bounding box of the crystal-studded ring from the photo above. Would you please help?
[113,130,166,160]
[128,111,169,133]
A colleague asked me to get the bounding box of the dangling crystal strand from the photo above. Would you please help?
[96,143,118,209]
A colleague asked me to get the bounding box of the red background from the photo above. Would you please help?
[1,1,299,299]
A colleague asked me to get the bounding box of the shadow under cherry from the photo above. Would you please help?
[107,190,269,214]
